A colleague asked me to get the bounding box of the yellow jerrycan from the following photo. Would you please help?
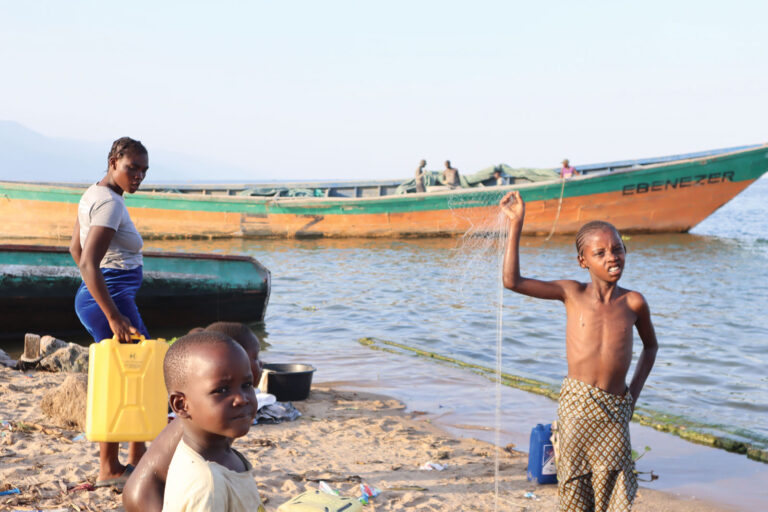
[86,334,169,442]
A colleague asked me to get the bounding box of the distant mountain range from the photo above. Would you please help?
[0,120,260,183]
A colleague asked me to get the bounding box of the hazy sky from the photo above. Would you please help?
[2,1,767,180]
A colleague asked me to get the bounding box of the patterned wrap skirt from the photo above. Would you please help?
[555,377,637,512]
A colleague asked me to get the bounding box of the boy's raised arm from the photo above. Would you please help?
[500,191,568,301]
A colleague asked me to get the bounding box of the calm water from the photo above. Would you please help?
[138,177,768,457]
[4,179,765,458]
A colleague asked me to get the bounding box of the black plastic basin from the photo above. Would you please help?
[262,363,316,402]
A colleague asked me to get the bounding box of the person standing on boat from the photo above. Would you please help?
[69,136,150,488]
[415,159,427,193]
[493,168,505,186]
[560,159,579,179]
[443,160,461,188]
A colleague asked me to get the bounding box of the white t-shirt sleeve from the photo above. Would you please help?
[89,197,123,230]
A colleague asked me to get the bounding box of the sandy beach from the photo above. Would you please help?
[0,365,737,512]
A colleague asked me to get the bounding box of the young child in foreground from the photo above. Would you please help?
[123,322,263,512]
[162,331,265,512]
[500,191,658,512]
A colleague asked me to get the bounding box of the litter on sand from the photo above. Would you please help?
[318,481,339,495]
[68,482,95,492]
[360,483,380,498]
[10,509,69,512]
[419,461,446,471]
[358,483,382,504]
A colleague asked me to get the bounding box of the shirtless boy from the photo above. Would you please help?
[500,191,658,512]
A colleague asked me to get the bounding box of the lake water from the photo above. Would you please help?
[141,177,768,461]
[3,177,767,508]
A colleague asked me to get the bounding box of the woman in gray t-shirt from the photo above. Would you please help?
[69,136,150,488]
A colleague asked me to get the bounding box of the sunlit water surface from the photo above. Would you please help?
[147,178,768,455]
[4,178,767,507]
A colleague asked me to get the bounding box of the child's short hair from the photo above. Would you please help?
[575,221,622,256]
[163,331,238,390]
[204,322,258,353]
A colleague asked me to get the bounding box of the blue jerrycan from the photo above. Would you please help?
[527,423,558,484]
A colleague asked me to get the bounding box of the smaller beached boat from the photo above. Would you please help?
[0,244,271,340]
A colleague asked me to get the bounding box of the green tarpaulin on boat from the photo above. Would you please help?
[395,165,558,194]
[237,187,323,198]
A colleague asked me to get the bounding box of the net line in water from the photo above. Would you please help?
[494,220,506,511]
[450,205,510,509]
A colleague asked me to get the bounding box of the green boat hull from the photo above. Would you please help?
[0,245,271,340]
[1,144,766,238]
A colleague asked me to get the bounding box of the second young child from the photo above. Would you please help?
[500,191,658,512]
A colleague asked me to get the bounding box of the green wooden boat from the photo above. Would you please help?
[0,244,271,340]
[0,144,766,238]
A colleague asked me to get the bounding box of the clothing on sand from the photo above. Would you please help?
[556,377,637,512]
[163,439,265,512]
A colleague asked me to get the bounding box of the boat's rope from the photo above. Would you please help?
[545,177,566,241]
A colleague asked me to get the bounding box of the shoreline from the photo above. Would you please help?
[0,365,738,511]
[359,336,768,464]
